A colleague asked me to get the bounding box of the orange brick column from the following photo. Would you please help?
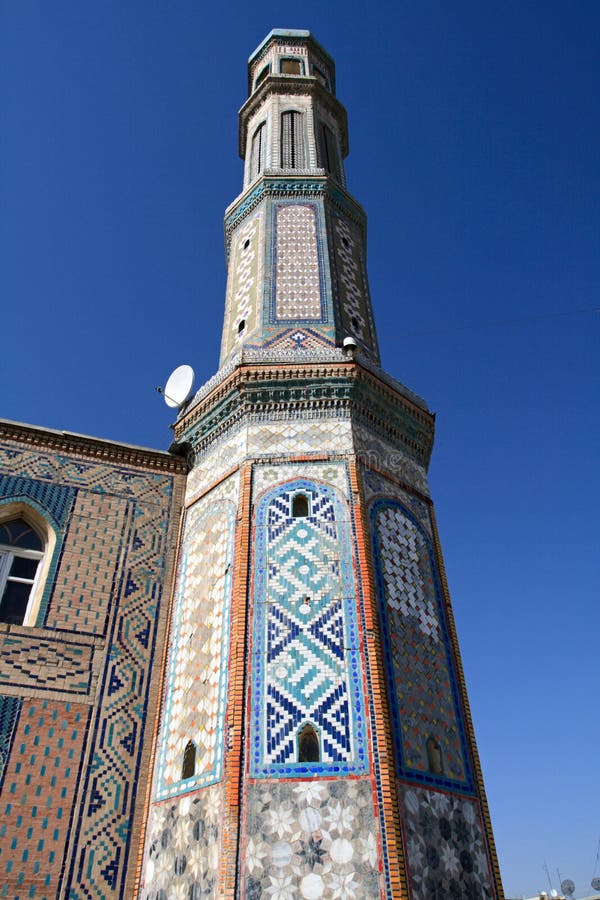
[220,463,253,898]
[348,459,409,898]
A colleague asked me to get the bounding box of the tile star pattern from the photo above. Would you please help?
[401,786,495,899]
[250,479,367,777]
[243,779,381,898]
[155,474,238,798]
[371,499,470,786]
[141,784,222,900]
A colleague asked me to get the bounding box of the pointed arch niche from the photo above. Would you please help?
[0,502,56,627]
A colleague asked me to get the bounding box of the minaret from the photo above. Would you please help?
[139,30,504,900]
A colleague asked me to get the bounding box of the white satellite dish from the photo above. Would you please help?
[163,365,195,408]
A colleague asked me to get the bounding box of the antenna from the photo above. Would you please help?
[157,365,195,409]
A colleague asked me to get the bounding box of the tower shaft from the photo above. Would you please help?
[139,30,504,900]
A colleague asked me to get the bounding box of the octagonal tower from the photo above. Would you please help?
[139,30,504,900]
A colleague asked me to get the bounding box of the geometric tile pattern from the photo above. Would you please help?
[222,211,262,362]
[45,492,128,635]
[361,468,431,535]
[0,695,21,788]
[155,474,238,798]
[243,779,381,899]
[401,786,495,899]
[331,215,377,361]
[353,425,430,497]
[371,499,471,787]
[0,699,90,899]
[0,441,181,897]
[254,461,350,501]
[250,479,367,776]
[140,784,223,900]
[275,205,321,320]
[0,633,93,695]
[247,417,353,462]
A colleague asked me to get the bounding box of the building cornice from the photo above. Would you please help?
[173,360,435,468]
[0,418,188,474]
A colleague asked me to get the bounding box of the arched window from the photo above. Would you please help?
[0,518,45,626]
[298,723,320,763]
[182,740,196,780]
[426,736,443,775]
[250,122,266,180]
[280,111,305,169]
[318,123,341,181]
[292,493,309,518]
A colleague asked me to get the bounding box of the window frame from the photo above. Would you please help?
[279,57,305,76]
[0,505,53,627]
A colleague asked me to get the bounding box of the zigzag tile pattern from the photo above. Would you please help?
[251,479,367,777]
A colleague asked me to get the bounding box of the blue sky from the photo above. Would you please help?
[2,2,599,896]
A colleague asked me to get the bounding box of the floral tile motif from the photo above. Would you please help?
[401,786,495,899]
[141,785,222,900]
[244,779,381,898]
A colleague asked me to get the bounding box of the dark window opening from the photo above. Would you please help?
[298,724,320,763]
[281,58,303,76]
[255,65,270,89]
[250,122,266,179]
[182,740,196,780]
[243,238,251,250]
[319,124,341,181]
[0,518,44,626]
[341,236,350,248]
[312,66,328,89]
[238,319,246,334]
[426,737,443,775]
[292,494,309,518]
[281,111,304,169]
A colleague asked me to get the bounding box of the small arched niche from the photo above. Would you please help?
[426,736,443,775]
[292,493,309,519]
[298,723,320,763]
[182,740,197,780]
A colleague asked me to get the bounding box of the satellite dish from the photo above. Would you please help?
[561,879,575,897]
[163,365,195,408]
[592,876,600,890]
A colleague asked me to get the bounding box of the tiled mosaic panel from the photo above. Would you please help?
[250,480,367,776]
[255,327,333,354]
[373,502,468,784]
[353,424,430,496]
[186,427,247,502]
[0,699,90,899]
[0,442,175,506]
[222,211,262,362]
[156,475,238,798]
[275,204,322,320]
[46,492,128,634]
[0,633,93,695]
[401,786,495,899]
[247,417,353,461]
[0,695,21,786]
[331,215,378,361]
[361,468,431,536]
[254,461,350,502]
[243,779,381,898]
[141,784,222,899]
